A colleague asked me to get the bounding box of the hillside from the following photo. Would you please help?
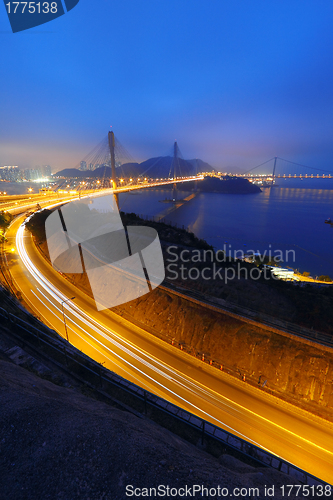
[188,158,216,173]
[172,175,261,194]
[54,156,215,179]
[0,321,307,500]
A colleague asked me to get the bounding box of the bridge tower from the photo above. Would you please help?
[195,158,199,192]
[172,141,178,201]
[272,156,277,186]
[108,131,119,208]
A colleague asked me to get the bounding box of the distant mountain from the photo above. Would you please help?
[118,156,200,178]
[188,159,216,173]
[54,156,215,179]
[53,168,86,178]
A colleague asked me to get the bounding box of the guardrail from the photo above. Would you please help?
[0,305,328,487]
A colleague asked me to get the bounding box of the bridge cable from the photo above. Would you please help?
[241,157,276,175]
[277,157,333,175]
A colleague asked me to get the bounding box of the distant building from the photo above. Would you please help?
[34,166,42,179]
[80,161,87,171]
[244,252,261,263]
[0,165,53,183]
[42,165,52,177]
[23,167,43,181]
[88,163,94,171]
[268,266,297,281]
[23,169,32,181]
[0,166,21,182]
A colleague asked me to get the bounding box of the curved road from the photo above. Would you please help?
[4,208,333,484]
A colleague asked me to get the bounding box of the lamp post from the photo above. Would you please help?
[61,296,75,342]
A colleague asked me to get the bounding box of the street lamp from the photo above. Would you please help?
[61,297,75,342]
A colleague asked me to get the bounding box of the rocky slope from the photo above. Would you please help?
[113,288,333,417]
[0,342,306,500]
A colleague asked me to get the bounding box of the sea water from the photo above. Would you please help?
[118,179,333,278]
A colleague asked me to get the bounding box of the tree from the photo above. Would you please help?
[25,209,52,243]
[0,211,12,241]
[318,275,333,282]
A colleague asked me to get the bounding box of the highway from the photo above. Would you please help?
[3,205,333,484]
[0,192,79,216]
[0,176,203,215]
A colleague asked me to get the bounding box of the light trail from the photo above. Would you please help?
[16,224,269,449]
[5,207,333,483]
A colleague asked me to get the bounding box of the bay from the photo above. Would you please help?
[118,179,333,278]
[0,181,44,195]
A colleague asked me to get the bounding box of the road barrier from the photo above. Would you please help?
[0,304,329,487]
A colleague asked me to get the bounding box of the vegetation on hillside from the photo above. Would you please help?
[0,211,13,241]
[24,209,52,244]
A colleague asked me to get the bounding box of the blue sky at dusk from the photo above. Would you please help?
[1,1,333,173]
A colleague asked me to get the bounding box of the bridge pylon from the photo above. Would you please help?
[172,141,178,201]
[272,156,277,186]
[108,131,119,208]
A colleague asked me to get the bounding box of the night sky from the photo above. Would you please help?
[1,1,333,172]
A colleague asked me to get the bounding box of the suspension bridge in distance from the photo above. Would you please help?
[234,156,333,186]
[244,174,333,178]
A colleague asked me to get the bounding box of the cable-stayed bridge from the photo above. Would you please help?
[106,132,203,206]
[74,132,199,180]
[57,132,204,200]
[1,133,204,215]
